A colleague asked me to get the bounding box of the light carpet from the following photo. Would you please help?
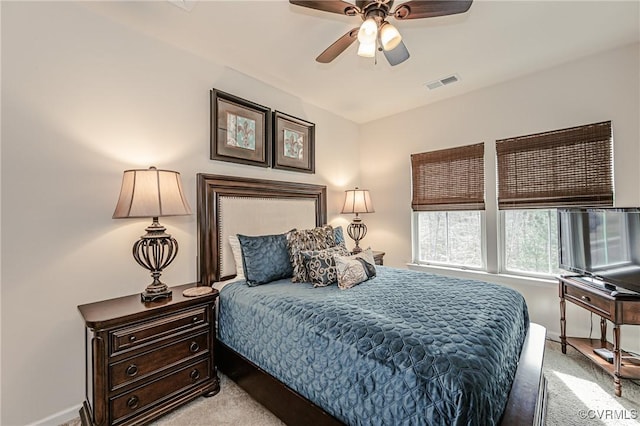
[63,340,639,425]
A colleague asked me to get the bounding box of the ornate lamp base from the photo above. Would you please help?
[141,287,172,303]
[134,217,178,303]
[347,216,368,254]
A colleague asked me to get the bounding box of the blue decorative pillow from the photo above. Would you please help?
[301,246,349,287]
[238,232,293,286]
[334,226,347,248]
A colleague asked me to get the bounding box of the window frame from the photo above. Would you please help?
[498,208,560,279]
[412,210,487,271]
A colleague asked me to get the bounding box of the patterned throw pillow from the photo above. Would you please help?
[301,246,349,287]
[237,232,293,286]
[333,226,347,249]
[287,225,336,282]
[334,248,377,290]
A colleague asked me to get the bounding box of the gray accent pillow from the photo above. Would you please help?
[238,232,293,286]
[334,248,377,290]
[287,225,336,283]
[301,246,350,287]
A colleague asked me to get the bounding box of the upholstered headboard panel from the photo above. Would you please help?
[196,174,327,286]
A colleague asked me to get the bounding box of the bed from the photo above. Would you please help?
[196,174,547,426]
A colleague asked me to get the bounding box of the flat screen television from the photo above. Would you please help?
[558,207,640,294]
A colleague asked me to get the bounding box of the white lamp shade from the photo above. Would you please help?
[341,188,375,214]
[380,22,402,51]
[357,41,376,58]
[113,167,192,218]
[357,18,378,44]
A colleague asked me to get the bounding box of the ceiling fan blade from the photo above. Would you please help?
[383,40,410,66]
[290,0,360,16]
[316,28,359,63]
[393,0,473,19]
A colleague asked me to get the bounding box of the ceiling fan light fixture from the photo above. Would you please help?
[357,41,376,58]
[380,22,402,51]
[357,18,378,44]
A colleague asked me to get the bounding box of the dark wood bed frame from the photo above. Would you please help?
[197,173,548,426]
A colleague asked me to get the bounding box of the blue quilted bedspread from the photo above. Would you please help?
[218,267,529,426]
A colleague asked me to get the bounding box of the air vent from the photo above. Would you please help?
[424,74,461,90]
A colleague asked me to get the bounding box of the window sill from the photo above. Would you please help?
[406,263,557,289]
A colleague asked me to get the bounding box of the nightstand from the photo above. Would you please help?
[78,283,219,426]
[372,251,385,265]
[350,250,385,265]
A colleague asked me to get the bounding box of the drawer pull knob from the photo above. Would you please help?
[127,396,139,409]
[190,369,200,381]
[126,364,138,377]
[581,295,591,302]
[193,316,199,323]
[129,335,136,343]
[189,342,200,353]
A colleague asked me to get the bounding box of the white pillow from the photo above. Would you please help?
[228,235,245,280]
[334,248,376,290]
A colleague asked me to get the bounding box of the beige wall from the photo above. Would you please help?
[358,42,640,353]
[2,2,639,425]
[0,3,359,425]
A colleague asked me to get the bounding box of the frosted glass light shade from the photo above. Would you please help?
[380,22,402,51]
[357,18,378,44]
[357,41,376,58]
[113,167,192,218]
[341,188,375,214]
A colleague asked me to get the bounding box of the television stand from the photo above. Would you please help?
[559,275,640,397]
[573,275,617,291]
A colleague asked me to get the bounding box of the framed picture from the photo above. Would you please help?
[210,89,271,167]
[272,111,315,173]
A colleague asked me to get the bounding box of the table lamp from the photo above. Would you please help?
[113,166,192,302]
[341,187,374,253]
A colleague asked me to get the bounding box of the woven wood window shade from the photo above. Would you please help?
[411,143,485,211]
[496,121,613,209]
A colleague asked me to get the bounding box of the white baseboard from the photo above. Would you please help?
[27,404,80,426]
[546,330,561,343]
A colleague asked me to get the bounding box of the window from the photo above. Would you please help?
[496,121,613,278]
[501,209,560,276]
[410,121,614,281]
[415,211,484,268]
[411,143,485,269]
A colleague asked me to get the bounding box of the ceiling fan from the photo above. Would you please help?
[289,0,473,66]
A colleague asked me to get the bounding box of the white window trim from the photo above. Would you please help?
[407,262,557,289]
[411,211,487,271]
[412,209,563,282]
[498,209,560,280]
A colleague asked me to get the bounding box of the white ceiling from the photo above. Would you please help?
[85,0,639,123]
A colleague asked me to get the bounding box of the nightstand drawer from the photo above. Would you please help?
[110,331,210,390]
[111,307,208,355]
[564,283,612,317]
[110,358,211,424]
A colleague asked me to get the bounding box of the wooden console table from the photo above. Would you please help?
[559,276,640,397]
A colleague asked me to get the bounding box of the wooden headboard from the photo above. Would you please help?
[196,174,327,286]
